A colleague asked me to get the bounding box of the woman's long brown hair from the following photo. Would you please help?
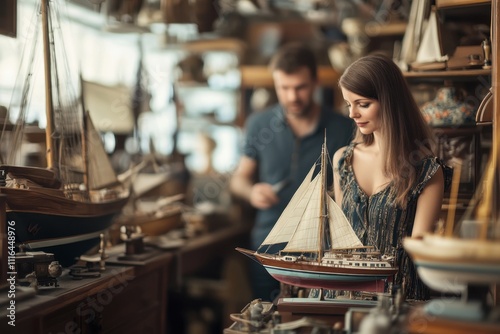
[339,54,436,207]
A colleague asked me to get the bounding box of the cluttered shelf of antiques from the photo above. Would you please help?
[405,64,493,214]
[401,0,493,208]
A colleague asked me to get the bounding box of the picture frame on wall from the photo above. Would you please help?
[434,128,482,198]
[0,0,17,38]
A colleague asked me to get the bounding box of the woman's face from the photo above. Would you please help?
[341,87,381,135]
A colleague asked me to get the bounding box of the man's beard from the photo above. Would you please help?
[285,100,313,118]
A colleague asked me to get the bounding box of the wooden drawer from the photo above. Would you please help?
[103,310,162,334]
[42,302,82,334]
[1,317,37,333]
[99,270,162,332]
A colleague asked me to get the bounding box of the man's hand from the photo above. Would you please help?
[250,183,279,209]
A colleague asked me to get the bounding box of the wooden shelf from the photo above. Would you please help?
[403,68,491,78]
[365,21,407,37]
[436,0,490,9]
[431,125,483,136]
[240,65,340,88]
[182,37,247,58]
[175,81,237,92]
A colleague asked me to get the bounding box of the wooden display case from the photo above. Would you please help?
[402,0,493,203]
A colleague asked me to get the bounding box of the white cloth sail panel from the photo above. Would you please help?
[86,113,120,190]
[261,165,317,247]
[282,172,323,253]
[328,196,363,249]
[415,10,447,63]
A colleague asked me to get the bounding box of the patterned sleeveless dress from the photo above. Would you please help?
[336,142,452,300]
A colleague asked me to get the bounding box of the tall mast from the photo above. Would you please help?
[81,110,89,192]
[79,75,89,192]
[41,0,56,172]
[318,133,327,262]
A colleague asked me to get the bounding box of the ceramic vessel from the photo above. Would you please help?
[421,87,476,127]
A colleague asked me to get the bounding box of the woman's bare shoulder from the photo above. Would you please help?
[333,146,348,163]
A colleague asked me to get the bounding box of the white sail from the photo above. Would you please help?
[415,10,447,63]
[328,196,364,249]
[85,113,120,190]
[59,112,119,191]
[282,172,323,253]
[261,161,364,253]
[278,172,363,252]
[261,165,316,246]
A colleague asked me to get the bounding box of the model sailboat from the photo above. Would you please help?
[403,130,500,294]
[237,139,398,292]
[0,0,129,266]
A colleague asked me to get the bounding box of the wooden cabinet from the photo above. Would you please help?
[0,224,251,334]
[0,260,173,334]
[405,79,491,204]
[99,268,166,333]
[401,0,493,205]
[0,266,150,334]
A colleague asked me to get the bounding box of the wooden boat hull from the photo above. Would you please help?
[0,187,129,217]
[1,187,129,267]
[237,248,397,292]
[404,236,500,293]
[114,208,183,236]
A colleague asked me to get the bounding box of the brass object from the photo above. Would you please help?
[15,250,62,287]
[482,38,492,69]
[122,226,145,255]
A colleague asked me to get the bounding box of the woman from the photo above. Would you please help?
[333,54,452,300]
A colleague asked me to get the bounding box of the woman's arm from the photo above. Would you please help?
[412,167,445,237]
[332,147,347,205]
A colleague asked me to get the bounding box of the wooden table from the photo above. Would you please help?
[276,297,377,329]
[172,223,251,285]
[166,223,251,333]
[0,223,251,333]
[0,266,137,333]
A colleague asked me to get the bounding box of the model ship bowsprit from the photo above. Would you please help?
[236,138,398,292]
[0,0,129,267]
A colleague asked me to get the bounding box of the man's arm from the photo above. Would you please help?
[230,156,257,202]
[230,156,279,209]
